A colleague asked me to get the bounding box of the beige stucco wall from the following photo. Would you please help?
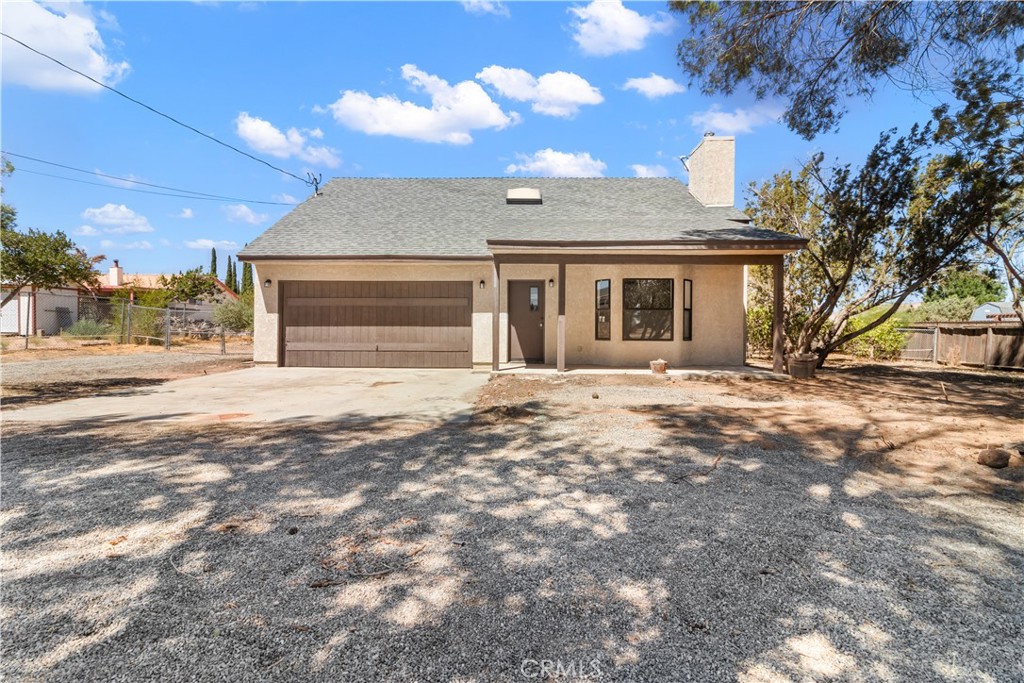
[250,260,746,367]
[563,264,745,367]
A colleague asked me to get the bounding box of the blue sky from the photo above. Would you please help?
[2,0,936,278]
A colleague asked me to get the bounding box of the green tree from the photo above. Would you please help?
[158,267,221,302]
[209,247,217,277]
[214,289,253,333]
[924,267,1007,306]
[1,157,16,231]
[225,256,236,293]
[240,260,253,294]
[746,128,975,365]
[671,1,1024,139]
[930,62,1024,322]
[1,227,104,306]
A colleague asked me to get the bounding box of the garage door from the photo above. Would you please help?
[282,281,472,368]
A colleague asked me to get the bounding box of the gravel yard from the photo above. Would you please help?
[1,350,249,408]
[2,365,1022,681]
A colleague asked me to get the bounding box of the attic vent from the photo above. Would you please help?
[506,187,542,205]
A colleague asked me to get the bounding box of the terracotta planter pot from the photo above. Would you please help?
[650,359,668,374]
[788,354,817,379]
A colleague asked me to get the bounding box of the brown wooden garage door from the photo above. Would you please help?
[282,281,472,368]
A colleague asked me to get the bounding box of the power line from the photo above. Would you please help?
[0,31,314,187]
[2,151,297,205]
[16,168,297,205]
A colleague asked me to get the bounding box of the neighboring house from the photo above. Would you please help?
[971,301,1019,322]
[0,286,81,336]
[1,260,239,336]
[239,135,805,372]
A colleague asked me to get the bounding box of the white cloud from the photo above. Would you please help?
[185,238,239,250]
[80,203,154,234]
[2,1,130,93]
[631,164,670,178]
[273,193,299,204]
[689,103,785,135]
[476,66,603,118]
[74,225,99,236]
[327,64,519,145]
[223,204,268,225]
[100,239,152,251]
[461,1,509,17]
[624,73,685,99]
[506,149,607,177]
[178,208,194,219]
[569,0,675,57]
[235,112,340,167]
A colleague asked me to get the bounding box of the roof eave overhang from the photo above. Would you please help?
[486,238,808,252]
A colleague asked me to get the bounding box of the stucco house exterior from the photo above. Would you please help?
[239,135,803,372]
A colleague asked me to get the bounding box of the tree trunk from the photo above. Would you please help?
[1,285,23,308]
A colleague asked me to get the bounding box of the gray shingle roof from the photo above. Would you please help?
[239,178,798,258]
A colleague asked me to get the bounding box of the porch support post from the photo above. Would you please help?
[557,262,566,372]
[491,259,501,372]
[772,255,785,374]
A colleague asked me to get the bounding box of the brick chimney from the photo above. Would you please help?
[108,259,124,287]
[684,133,735,207]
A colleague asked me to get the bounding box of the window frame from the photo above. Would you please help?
[682,278,693,342]
[621,278,674,342]
[595,279,611,340]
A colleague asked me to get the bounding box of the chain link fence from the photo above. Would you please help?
[1,289,252,355]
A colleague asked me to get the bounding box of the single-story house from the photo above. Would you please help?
[239,135,804,372]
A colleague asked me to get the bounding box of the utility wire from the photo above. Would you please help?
[1,31,314,187]
[16,168,297,205]
[3,151,296,205]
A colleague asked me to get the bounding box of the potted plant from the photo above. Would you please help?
[787,352,818,379]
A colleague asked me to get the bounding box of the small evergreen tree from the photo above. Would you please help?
[209,247,217,277]
[241,260,253,294]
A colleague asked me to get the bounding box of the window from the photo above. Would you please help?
[595,279,610,340]
[623,279,673,341]
[529,286,539,311]
[683,279,693,341]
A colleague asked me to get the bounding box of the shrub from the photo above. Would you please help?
[840,317,908,360]
[214,290,253,333]
[62,318,112,339]
[746,305,773,355]
[905,296,976,323]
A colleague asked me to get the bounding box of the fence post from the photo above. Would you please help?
[165,307,172,350]
[220,325,226,355]
[126,303,133,346]
[933,325,940,364]
[23,291,31,350]
[984,325,993,370]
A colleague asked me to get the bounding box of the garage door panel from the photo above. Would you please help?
[283,280,472,368]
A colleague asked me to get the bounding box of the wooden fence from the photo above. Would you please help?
[897,322,1024,370]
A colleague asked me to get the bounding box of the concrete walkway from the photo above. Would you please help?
[3,367,490,425]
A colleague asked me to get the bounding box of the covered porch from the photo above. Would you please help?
[488,246,795,375]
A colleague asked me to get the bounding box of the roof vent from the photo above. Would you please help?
[506,187,542,205]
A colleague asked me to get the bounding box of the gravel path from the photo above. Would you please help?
[2,375,1022,682]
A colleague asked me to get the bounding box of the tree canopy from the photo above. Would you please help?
[746,127,976,363]
[925,267,1006,306]
[1,227,104,306]
[671,1,1024,139]
[158,267,222,303]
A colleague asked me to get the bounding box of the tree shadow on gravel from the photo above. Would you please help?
[2,376,1022,682]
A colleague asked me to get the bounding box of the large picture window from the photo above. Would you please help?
[623,278,673,341]
[595,279,610,340]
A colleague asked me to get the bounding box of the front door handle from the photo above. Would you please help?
[539,322,544,328]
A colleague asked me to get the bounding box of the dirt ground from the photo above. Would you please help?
[2,362,1022,682]
[480,361,1024,492]
[1,341,251,409]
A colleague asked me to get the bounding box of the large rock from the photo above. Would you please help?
[977,448,1012,469]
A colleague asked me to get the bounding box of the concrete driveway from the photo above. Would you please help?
[3,367,489,425]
